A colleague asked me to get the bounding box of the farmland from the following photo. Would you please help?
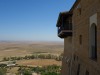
[0,41,63,75]
[16,59,62,67]
[0,41,64,60]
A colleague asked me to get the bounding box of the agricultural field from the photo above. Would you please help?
[16,59,62,67]
[0,41,63,75]
[0,41,64,60]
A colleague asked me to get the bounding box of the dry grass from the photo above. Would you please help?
[0,41,63,60]
[7,67,19,74]
[0,41,63,74]
[16,59,62,67]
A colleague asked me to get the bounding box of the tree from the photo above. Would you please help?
[3,57,9,61]
[23,70,32,75]
[0,68,7,75]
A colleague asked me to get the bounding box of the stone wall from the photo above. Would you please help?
[61,37,72,75]
[62,0,100,75]
[72,0,100,75]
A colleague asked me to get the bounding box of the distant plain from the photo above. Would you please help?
[0,41,64,60]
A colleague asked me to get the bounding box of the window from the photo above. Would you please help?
[78,8,82,15]
[85,70,89,75]
[77,64,80,75]
[79,35,82,45]
[77,56,78,61]
[74,55,76,61]
[89,24,97,60]
[77,4,82,15]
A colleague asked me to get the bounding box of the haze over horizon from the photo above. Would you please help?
[0,0,75,41]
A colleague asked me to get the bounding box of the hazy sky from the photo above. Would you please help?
[0,0,75,41]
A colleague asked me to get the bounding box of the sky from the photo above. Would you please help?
[0,0,75,41]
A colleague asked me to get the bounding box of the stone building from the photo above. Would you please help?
[56,0,100,75]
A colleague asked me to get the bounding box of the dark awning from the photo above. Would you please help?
[56,11,72,27]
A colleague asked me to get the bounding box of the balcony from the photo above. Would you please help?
[56,11,73,38]
[58,23,72,38]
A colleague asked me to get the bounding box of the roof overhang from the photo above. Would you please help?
[56,0,81,27]
[70,0,81,12]
[56,11,72,27]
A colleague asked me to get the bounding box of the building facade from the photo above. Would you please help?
[56,0,100,75]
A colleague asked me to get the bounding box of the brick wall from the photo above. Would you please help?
[61,0,100,75]
[71,0,100,75]
[61,37,72,75]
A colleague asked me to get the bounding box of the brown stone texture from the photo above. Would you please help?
[61,0,100,75]
[61,37,72,75]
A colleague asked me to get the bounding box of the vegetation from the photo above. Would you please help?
[2,54,63,61]
[22,69,32,75]
[0,65,7,75]
[18,65,61,75]
[0,42,63,75]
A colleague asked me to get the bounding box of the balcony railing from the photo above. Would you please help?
[58,23,72,38]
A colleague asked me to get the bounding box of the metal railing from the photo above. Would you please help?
[58,23,72,34]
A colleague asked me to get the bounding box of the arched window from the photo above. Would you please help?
[89,23,97,60]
